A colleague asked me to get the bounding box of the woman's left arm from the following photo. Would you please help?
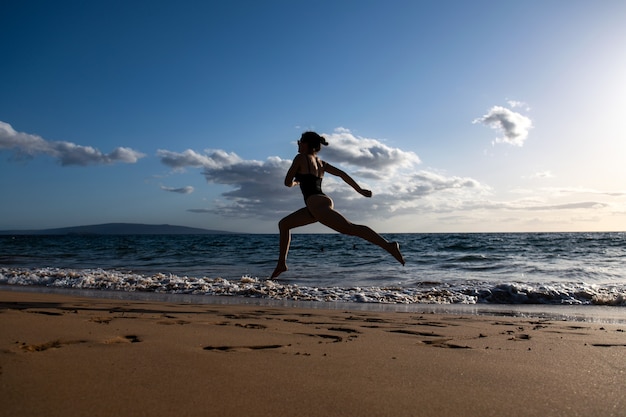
[324,162,372,198]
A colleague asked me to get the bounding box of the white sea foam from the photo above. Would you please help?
[2,267,625,306]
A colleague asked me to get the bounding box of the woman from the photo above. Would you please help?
[271,131,405,278]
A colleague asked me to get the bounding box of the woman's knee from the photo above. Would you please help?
[279,210,313,231]
[278,217,291,232]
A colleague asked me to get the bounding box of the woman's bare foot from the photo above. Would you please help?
[387,242,405,265]
[271,263,288,279]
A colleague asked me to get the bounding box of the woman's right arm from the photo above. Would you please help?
[283,154,302,187]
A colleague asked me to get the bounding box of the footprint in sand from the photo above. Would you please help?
[104,335,142,344]
[295,333,343,343]
[327,327,361,334]
[388,329,444,337]
[234,323,267,329]
[344,316,394,328]
[220,313,258,320]
[203,344,284,352]
[417,321,456,328]
[157,319,191,325]
[421,339,472,349]
[20,339,87,352]
[89,317,113,324]
[591,343,626,347]
[26,310,63,316]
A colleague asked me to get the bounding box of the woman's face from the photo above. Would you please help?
[297,139,312,154]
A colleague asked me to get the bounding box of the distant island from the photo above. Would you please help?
[0,223,235,235]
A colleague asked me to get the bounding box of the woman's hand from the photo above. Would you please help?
[359,189,372,198]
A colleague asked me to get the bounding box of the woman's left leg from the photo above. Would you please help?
[271,207,317,278]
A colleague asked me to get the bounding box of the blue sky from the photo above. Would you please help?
[1,0,625,233]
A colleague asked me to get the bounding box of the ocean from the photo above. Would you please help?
[1,232,625,311]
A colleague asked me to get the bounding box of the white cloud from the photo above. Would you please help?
[321,128,421,178]
[407,171,483,195]
[158,149,297,219]
[529,170,554,179]
[506,100,530,111]
[156,148,243,170]
[0,121,145,165]
[459,198,609,212]
[473,105,533,146]
[158,129,487,221]
[521,186,626,198]
[160,185,194,194]
[156,128,619,230]
[524,202,608,211]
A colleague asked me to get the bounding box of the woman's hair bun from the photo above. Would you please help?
[301,131,328,148]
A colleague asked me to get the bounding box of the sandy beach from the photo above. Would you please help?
[1,289,624,417]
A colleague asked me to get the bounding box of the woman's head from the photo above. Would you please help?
[299,131,328,153]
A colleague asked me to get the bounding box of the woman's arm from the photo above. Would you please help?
[323,162,372,198]
[283,154,303,187]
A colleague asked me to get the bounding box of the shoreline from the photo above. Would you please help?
[2,289,625,416]
[2,284,626,324]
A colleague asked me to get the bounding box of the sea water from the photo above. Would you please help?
[1,232,625,307]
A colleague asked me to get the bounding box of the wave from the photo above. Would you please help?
[2,267,625,307]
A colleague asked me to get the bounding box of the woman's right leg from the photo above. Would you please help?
[271,207,317,278]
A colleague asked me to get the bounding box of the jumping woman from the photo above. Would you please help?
[271,131,405,278]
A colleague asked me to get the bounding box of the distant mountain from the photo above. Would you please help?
[0,223,235,235]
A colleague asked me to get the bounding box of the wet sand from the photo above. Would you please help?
[1,290,625,417]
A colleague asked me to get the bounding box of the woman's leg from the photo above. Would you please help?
[306,196,405,265]
[271,207,317,278]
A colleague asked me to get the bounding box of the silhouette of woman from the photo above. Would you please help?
[271,131,405,278]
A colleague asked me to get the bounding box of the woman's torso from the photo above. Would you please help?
[296,155,325,201]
